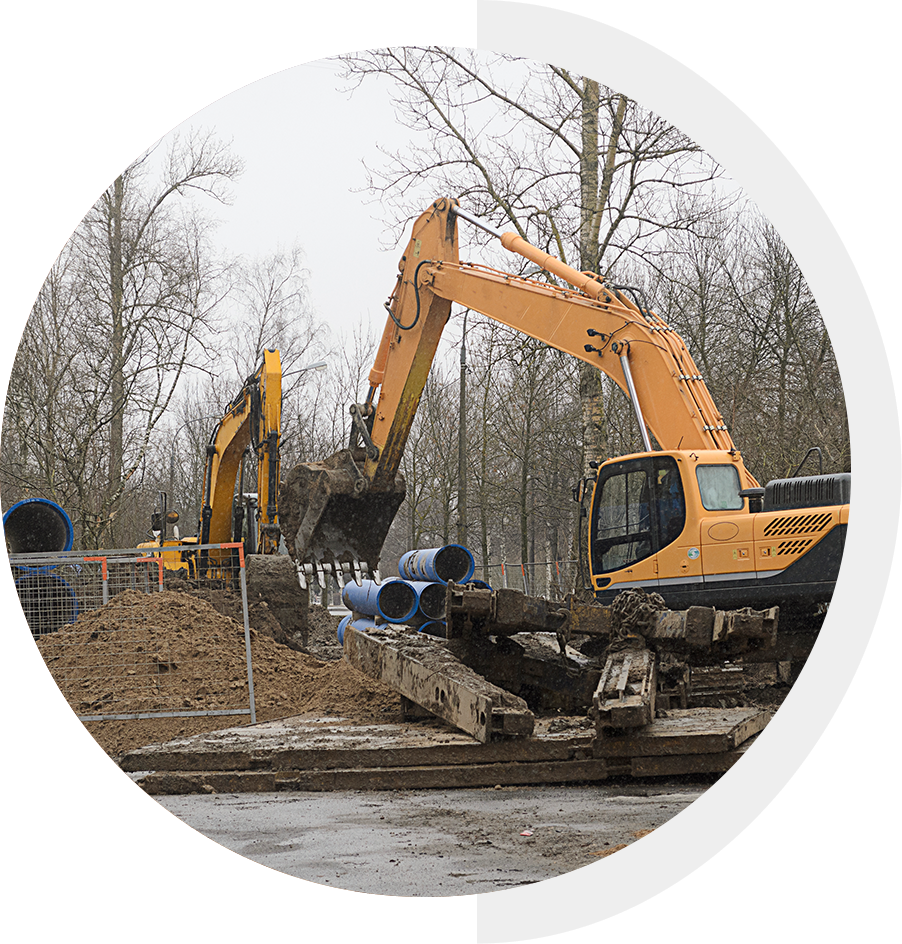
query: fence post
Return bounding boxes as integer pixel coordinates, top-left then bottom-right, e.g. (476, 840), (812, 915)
(236, 545), (257, 725)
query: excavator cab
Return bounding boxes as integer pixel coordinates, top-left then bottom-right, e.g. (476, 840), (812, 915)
(586, 449), (847, 610)
(588, 453), (688, 581)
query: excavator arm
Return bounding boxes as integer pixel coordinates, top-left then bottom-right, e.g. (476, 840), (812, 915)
(281, 199), (757, 586)
(364, 199), (745, 483)
(199, 348), (282, 555)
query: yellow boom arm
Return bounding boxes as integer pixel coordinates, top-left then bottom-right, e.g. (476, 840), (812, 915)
(199, 348), (282, 553)
(362, 198), (756, 491)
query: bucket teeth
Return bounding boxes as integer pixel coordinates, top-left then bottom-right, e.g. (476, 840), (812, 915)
(333, 560), (347, 590)
(295, 562), (314, 591)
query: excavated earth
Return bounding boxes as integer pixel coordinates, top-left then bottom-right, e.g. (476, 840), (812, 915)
(35, 589), (399, 758)
(27, 582), (780, 894)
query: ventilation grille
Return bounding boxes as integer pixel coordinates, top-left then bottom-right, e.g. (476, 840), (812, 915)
(776, 538), (814, 556)
(764, 513), (833, 538)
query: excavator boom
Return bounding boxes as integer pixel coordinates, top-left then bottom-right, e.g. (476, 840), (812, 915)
(199, 348), (282, 554)
(281, 198), (843, 609)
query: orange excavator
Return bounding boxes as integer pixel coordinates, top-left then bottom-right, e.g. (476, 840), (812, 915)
(197, 348), (283, 558)
(279, 199), (848, 615)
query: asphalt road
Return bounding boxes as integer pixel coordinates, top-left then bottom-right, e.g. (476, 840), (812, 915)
(156, 780), (709, 896)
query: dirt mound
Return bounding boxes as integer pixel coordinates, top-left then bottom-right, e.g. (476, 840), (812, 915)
(36, 589), (401, 758)
(244, 554), (309, 647)
(306, 603), (343, 659)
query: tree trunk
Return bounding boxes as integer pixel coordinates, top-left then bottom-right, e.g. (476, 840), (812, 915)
(456, 311), (468, 546)
(107, 174), (125, 545)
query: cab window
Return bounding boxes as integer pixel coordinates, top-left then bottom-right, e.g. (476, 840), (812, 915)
(696, 464), (743, 510)
(592, 467), (652, 572)
(654, 457), (686, 545)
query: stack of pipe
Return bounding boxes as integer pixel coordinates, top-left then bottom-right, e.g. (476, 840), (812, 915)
(338, 544), (491, 644)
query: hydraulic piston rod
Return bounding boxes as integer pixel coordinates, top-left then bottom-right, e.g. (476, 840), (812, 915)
(614, 342), (653, 452)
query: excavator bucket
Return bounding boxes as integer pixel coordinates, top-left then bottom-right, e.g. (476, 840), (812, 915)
(279, 448), (406, 586)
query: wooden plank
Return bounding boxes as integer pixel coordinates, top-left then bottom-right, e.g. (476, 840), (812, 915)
(343, 626), (533, 743)
(690, 662), (784, 696)
(458, 635), (600, 713)
(121, 734), (588, 773)
(276, 759), (611, 791)
(136, 758), (613, 795)
(631, 748), (744, 777)
(594, 707), (770, 758)
(593, 646), (656, 729)
(120, 716), (593, 773)
(647, 607), (715, 650)
(712, 607), (778, 647)
(631, 734), (759, 776)
(381, 640), (490, 742)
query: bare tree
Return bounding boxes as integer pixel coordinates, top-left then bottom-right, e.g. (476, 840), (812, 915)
(2, 130), (243, 546)
(335, 46), (729, 513)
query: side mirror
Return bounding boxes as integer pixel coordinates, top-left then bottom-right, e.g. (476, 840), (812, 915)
(739, 487), (765, 514)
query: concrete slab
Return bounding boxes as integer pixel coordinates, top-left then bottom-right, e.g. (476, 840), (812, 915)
(121, 708), (769, 794)
(121, 714), (597, 773)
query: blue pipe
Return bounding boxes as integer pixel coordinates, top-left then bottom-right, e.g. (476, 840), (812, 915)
(338, 615), (384, 645)
(341, 578), (418, 623)
(417, 620), (447, 638)
(398, 545), (475, 585)
(405, 581), (447, 621)
(4, 498), (74, 554)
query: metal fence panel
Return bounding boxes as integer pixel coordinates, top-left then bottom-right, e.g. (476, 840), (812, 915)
(10, 543), (256, 723)
(479, 560), (580, 600)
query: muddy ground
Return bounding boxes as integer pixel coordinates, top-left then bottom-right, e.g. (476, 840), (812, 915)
(154, 780), (706, 895)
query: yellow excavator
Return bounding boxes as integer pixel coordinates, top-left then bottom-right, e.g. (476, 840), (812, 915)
(142, 348), (283, 573)
(279, 199), (848, 618)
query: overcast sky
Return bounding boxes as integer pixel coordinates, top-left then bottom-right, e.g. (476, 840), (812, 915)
(156, 59), (415, 338)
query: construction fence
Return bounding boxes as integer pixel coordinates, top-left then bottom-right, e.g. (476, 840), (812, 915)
(479, 559), (580, 600)
(9, 543), (256, 724)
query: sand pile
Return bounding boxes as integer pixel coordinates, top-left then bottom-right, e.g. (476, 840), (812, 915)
(35, 589), (401, 757)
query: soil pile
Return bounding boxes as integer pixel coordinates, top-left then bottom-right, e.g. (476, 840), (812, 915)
(244, 554), (309, 648)
(36, 589), (401, 758)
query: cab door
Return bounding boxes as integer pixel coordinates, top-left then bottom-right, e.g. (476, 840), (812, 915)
(588, 456), (659, 591)
(653, 455), (704, 594)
